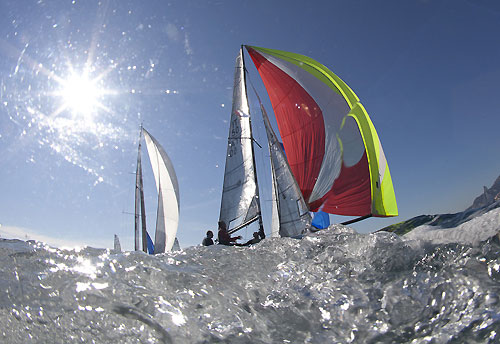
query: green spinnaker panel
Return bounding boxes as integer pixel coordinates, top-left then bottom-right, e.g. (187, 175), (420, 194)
(347, 103), (398, 216)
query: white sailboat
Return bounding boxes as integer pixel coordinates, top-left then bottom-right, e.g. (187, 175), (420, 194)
(135, 127), (180, 253)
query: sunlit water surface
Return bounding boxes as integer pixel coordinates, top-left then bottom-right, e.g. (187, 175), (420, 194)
(1, 221), (499, 343)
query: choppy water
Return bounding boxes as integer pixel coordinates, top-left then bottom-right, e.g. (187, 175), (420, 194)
(1, 220), (499, 343)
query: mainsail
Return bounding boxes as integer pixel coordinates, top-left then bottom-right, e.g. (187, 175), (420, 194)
(142, 128), (180, 253)
(246, 46), (398, 219)
(219, 47), (262, 233)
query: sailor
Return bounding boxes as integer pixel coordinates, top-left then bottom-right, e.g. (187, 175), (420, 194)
(217, 221), (241, 245)
(202, 230), (214, 246)
(258, 225), (266, 240)
(244, 231), (262, 246)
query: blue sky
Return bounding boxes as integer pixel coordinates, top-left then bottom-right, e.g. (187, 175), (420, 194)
(1, 0), (499, 250)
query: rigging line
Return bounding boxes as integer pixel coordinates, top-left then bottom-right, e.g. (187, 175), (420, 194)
(245, 69), (276, 151)
(252, 137), (262, 148)
(242, 49), (265, 236)
(245, 69), (265, 107)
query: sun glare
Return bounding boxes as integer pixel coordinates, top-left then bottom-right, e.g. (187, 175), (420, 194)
(59, 73), (102, 117)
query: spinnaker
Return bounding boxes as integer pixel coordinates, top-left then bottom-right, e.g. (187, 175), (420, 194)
(246, 46), (398, 219)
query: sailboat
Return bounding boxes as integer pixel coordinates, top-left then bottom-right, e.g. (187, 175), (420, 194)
(134, 127), (180, 253)
(113, 234), (122, 252)
(219, 46), (397, 239)
(219, 47), (313, 239)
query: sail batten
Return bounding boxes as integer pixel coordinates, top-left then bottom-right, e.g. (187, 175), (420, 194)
(246, 45), (398, 218)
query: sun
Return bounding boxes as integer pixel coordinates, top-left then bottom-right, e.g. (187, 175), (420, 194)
(57, 72), (104, 119)
(49, 63), (116, 124)
(61, 74), (100, 114)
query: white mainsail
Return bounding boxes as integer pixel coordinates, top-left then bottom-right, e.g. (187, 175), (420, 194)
(219, 48), (262, 233)
(142, 128), (180, 253)
(259, 102), (311, 237)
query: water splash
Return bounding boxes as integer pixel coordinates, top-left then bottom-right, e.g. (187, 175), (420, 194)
(0, 218), (499, 343)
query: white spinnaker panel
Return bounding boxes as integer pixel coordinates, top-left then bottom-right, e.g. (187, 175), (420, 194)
(260, 103), (311, 237)
(219, 48), (260, 230)
(143, 128), (179, 253)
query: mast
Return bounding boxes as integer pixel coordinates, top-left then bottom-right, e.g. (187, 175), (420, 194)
(134, 127), (147, 252)
(134, 140), (140, 251)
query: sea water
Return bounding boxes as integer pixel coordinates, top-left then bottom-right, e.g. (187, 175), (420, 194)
(1, 211), (499, 343)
